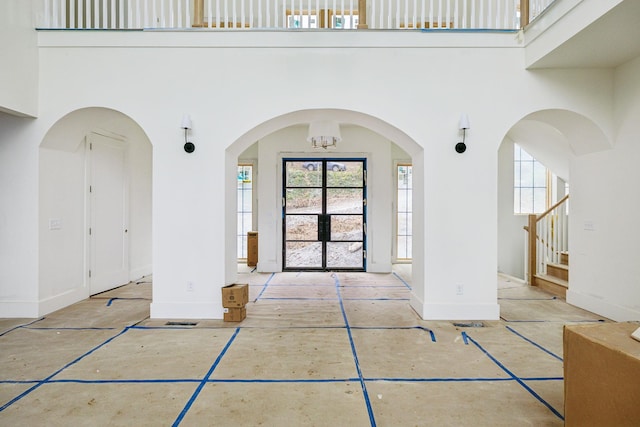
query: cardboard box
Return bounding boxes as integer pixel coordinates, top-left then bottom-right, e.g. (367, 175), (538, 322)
(247, 231), (258, 267)
(564, 322), (640, 427)
(222, 283), (249, 308)
(223, 306), (246, 322)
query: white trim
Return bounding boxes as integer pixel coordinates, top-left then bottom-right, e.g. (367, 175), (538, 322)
(567, 289), (639, 322)
(421, 302), (501, 320)
(130, 265), (152, 282)
(150, 301), (222, 319)
(0, 301), (40, 318)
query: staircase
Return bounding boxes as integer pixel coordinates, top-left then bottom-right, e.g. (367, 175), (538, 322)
(526, 195), (570, 299)
(534, 252), (568, 298)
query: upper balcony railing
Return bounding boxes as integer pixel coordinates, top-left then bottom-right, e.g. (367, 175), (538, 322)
(37, 0), (556, 31)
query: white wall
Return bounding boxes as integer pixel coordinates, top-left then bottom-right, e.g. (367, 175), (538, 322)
(567, 55), (640, 321)
(0, 114), (40, 317)
(0, 0), (38, 117)
(2, 25), (629, 320)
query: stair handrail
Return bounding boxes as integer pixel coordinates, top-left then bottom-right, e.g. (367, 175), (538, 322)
(526, 194), (569, 285)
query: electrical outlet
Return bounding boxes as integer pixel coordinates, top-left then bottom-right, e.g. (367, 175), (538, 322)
(456, 284), (464, 295)
(187, 282), (194, 292)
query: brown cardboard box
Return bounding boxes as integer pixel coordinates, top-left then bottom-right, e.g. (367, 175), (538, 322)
(564, 322), (640, 427)
(222, 284), (249, 308)
(223, 306), (246, 322)
(247, 231), (258, 267)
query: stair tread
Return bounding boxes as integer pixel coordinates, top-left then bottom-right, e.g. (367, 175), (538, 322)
(535, 274), (568, 287)
(547, 262), (569, 271)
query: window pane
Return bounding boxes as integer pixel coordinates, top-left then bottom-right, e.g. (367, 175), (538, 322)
(396, 165), (413, 260)
(286, 162), (322, 187)
(520, 188), (533, 213)
(520, 161), (533, 186)
(327, 189), (363, 214)
(533, 162), (547, 187)
(533, 188), (547, 213)
(285, 188), (322, 213)
(285, 215), (318, 241)
(327, 161), (363, 187)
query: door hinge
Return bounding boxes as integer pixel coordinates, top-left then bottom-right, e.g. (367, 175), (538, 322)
(89, 185), (92, 193)
(89, 227), (92, 236)
(282, 197), (286, 207)
(364, 170), (367, 185)
(363, 250), (367, 259)
(363, 198), (367, 207)
(88, 270), (92, 278)
(90, 142), (93, 150)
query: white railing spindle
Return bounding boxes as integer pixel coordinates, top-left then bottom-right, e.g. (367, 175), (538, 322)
(37, 0), (544, 31)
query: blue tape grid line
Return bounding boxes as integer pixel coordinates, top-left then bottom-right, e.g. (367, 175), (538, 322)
(172, 327), (241, 426)
(463, 332), (564, 421)
(333, 273), (377, 427)
(392, 272), (412, 290)
(0, 317), (46, 337)
(254, 272), (276, 301)
(506, 326), (563, 362)
(259, 297), (409, 301)
(0, 326), (131, 412)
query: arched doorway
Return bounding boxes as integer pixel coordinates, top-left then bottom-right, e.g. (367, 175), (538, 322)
(224, 108), (425, 317)
(39, 107), (153, 313)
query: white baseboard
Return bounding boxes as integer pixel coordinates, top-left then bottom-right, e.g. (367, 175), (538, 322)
(150, 301), (222, 319)
(0, 300), (40, 318)
(0, 286), (89, 318)
(567, 289), (640, 322)
(130, 265), (152, 282)
(421, 302), (501, 320)
(39, 287), (89, 316)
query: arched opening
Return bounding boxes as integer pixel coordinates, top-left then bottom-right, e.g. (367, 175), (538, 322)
(39, 107), (153, 314)
(497, 108), (610, 293)
(224, 108), (426, 317)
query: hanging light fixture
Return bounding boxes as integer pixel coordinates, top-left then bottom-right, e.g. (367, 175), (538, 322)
(307, 120), (342, 150)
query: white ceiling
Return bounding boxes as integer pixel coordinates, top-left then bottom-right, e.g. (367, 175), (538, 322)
(527, 0), (640, 69)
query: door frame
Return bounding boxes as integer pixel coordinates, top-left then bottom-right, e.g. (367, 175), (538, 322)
(281, 157), (366, 272)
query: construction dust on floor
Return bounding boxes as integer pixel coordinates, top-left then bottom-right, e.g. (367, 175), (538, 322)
(0, 270), (609, 426)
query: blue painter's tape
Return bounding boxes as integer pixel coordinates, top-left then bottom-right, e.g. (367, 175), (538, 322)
(255, 272), (276, 301)
(0, 317), (46, 337)
(506, 326), (563, 362)
(464, 333), (564, 421)
(392, 272), (412, 290)
(333, 274), (377, 427)
(105, 297), (149, 307)
(461, 331), (469, 345)
(27, 327), (116, 331)
(367, 377), (514, 383)
(172, 327), (241, 426)
(0, 326), (131, 412)
(208, 378), (360, 384)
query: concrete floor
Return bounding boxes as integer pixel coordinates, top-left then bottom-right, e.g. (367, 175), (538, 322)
(0, 269), (608, 426)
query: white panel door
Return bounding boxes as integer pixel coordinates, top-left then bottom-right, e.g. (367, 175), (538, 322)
(89, 133), (129, 295)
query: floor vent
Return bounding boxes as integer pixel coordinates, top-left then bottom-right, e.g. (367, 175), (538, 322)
(452, 322), (484, 328)
(165, 321), (198, 326)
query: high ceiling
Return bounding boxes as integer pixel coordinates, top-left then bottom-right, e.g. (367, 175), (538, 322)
(526, 0), (640, 69)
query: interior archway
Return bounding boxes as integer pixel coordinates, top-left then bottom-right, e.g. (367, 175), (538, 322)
(38, 107), (153, 314)
(224, 108), (425, 316)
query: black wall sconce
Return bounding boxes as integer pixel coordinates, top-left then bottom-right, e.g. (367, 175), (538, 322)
(455, 113), (470, 154)
(181, 114), (195, 153)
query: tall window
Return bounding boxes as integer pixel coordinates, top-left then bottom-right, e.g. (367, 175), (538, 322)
(237, 165), (253, 259)
(396, 164), (412, 260)
(514, 144), (548, 214)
